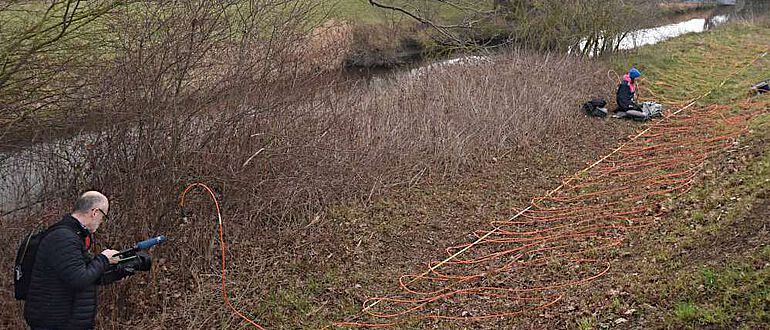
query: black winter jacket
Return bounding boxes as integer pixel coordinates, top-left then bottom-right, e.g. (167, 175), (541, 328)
(24, 215), (110, 330)
(616, 78), (640, 112)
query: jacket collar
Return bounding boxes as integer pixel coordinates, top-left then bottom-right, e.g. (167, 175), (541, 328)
(623, 74), (637, 93)
(59, 214), (91, 239)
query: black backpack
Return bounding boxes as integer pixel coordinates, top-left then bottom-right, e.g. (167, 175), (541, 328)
(14, 223), (64, 300)
(582, 97), (608, 117)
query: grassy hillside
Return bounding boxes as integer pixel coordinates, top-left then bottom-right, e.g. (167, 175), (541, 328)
(225, 19), (770, 329)
(1, 3), (768, 330)
(326, 0), (485, 24)
(325, 0), (395, 24)
(577, 19), (770, 329)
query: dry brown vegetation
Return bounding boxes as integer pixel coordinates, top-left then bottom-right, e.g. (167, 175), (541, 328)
(364, 0), (660, 56)
(0, 29), (629, 330)
(0, 0), (664, 329)
(659, 2), (717, 15)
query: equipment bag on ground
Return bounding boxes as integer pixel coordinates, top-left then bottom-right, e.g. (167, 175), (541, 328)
(582, 97), (608, 117)
(752, 80), (769, 95)
(640, 101), (664, 118)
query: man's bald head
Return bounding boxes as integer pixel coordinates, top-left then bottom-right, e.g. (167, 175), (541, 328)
(74, 191), (109, 214)
(72, 191), (109, 233)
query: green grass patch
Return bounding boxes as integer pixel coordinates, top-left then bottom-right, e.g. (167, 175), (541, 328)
(672, 301), (730, 327)
(611, 22), (770, 106)
(253, 269), (353, 329)
(325, 0), (402, 24)
(576, 316), (595, 330)
(600, 21), (770, 329)
(670, 263), (770, 328)
(634, 112), (770, 328)
(673, 302), (699, 323)
(701, 268), (716, 290)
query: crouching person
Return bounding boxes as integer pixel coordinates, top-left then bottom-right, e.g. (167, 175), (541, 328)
(615, 66), (649, 120)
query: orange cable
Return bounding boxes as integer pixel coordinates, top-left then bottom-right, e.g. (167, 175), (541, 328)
(179, 183), (267, 330)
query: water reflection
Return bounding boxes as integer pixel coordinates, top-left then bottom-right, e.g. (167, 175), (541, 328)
(616, 15), (728, 51)
(577, 0), (770, 56)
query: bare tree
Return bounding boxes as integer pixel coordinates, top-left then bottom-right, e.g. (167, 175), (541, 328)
(366, 0), (657, 53)
(366, 0), (501, 45)
(0, 0), (138, 144)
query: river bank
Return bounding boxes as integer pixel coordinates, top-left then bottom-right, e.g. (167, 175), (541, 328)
(326, 19), (770, 329)
(0, 3), (768, 329)
(339, 0), (770, 75)
(1, 17), (767, 329)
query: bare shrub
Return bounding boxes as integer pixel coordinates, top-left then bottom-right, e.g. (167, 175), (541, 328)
(0, 1), (619, 328)
(222, 51), (612, 226)
(303, 20), (354, 73)
(344, 22), (424, 69)
(0, 0), (131, 144)
(94, 51), (614, 329)
(0, 48), (616, 328)
(366, 0), (660, 55)
(0, 0), (333, 327)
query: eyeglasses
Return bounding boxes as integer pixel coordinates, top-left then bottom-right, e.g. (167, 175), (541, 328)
(96, 208), (110, 223)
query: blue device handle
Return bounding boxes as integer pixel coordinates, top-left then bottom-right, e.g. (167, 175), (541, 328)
(135, 235), (167, 250)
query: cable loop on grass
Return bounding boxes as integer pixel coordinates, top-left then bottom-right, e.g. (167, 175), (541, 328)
(335, 48), (770, 328)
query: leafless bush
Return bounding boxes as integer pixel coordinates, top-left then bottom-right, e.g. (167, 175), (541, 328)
(0, 1), (620, 328)
(0, 0), (139, 144)
(0, 0), (333, 327)
(1, 47), (616, 328)
(344, 22), (425, 69)
(366, 0), (660, 55)
(508, 0), (654, 54)
(216, 51), (612, 227)
(95, 50), (613, 329)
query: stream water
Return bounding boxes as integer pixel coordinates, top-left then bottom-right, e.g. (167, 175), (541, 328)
(411, 0), (769, 74)
(579, 0), (769, 55)
(2, 1), (769, 215)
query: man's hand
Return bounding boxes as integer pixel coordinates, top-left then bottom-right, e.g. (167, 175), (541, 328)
(101, 249), (120, 264)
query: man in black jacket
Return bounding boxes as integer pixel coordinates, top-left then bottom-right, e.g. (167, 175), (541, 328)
(24, 191), (120, 330)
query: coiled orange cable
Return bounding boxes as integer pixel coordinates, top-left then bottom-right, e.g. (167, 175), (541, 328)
(335, 47), (769, 328)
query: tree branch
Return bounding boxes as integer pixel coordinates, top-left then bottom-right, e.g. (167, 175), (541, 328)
(367, 0), (469, 45)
